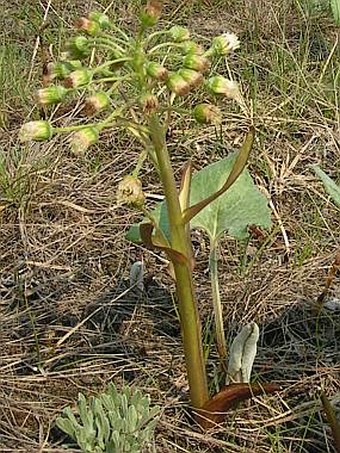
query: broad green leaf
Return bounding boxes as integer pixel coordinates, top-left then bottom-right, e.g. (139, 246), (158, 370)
(127, 152), (271, 243)
(190, 152), (271, 241)
(313, 165), (340, 207)
(183, 127), (255, 223)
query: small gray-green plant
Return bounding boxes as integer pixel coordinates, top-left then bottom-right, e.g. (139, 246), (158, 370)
(56, 383), (160, 453)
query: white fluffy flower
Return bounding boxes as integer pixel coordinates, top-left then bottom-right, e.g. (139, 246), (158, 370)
(209, 32), (240, 56)
(221, 32), (240, 52)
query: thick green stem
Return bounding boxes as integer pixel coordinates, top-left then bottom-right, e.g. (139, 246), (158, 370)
(148, 114), (209, 408)
(209, 241), (227, 369)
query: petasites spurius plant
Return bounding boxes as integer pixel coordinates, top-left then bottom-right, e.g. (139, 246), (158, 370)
(20, 1), (277, 426)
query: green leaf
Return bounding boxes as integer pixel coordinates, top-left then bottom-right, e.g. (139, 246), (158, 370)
(55, 416), (77, 438)
(189, 153), (271, 241)
(313, 165), (340, 207)
(127, 152), (271, 244)
(126, 201), (170, 244)
(331, 0), (340, 24)
(182, 127), (255, 224)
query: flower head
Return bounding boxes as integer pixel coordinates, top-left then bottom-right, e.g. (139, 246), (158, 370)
(181, 41), (204, 55)
(207, 76), (240, 98)
(19, 121), (54, 142)
(64, 69), (92, 88)
(140, 0), (163, 27)
(75, 17), (101, 36)
(70, 127), (99, 155)
(168, 25), (190, 42)
(145, 62), (169, 81)
(207, 76), (247, 111)
(36, 86), (68, 106)
(46, 62), (72, 82)
(178, 68), (203, 89)
(88, 11), (111, 30)
(166, 73), (191, 96)
(116, 175), (145, 208)
(84, 92), (110, 115)
(65, 36), (91, 59)
(183, 54), (210, 73)
(193, 103), (222, 125)
(139, 93), (159, 114)
(208, 33), (240, 56)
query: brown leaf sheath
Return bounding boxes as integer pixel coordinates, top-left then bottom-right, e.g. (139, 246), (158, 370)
(195, 382), (280, 429)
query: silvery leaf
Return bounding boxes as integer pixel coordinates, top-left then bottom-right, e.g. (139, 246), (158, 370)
(129, 261), (144, 293)
(226, 322), (259, 384)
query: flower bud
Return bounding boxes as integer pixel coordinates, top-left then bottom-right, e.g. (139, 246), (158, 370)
(168, 25), (190, 42)
(207, 76), (241, 100)
(139, 93), (159, 114)
(178, 68), (203, 88)
(64, 69), (92, 88)
(36, 86), (68, 106)
(116, 175), (145, 208)
(65, 36), (91, 59)
(19, 121), (53, 142)
(209, 33), (240, 56)
(84, 92), (110, 115)
(88, 11), (111, 30)
(75, 17), (101, 36)
(181, 40), (204, 55)
(193, 103), (222, 125)
(68, 60), (83, 70)
(70, 127), (99, 155)
(46, 62), (72, 81)
(166, 73), (191, 96)
(45, 60), (82, 83)
(183, 54), (210, 73)
(145, 62), (169, 81)
(140, 0), (162, 27)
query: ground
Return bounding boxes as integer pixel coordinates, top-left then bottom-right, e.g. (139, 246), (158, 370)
(0, 0), (339, 452)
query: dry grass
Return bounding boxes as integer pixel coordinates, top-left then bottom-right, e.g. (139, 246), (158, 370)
(0, 0), (339, 452)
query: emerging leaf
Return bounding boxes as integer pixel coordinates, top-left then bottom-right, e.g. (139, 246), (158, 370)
(130, 261), (144, 293)
(331, 0), (340, 25)
(313, 165), (340, 207)
(226, 322), (259, 384)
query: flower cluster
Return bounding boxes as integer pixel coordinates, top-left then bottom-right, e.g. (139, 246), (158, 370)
(19, 6), (245, 151)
